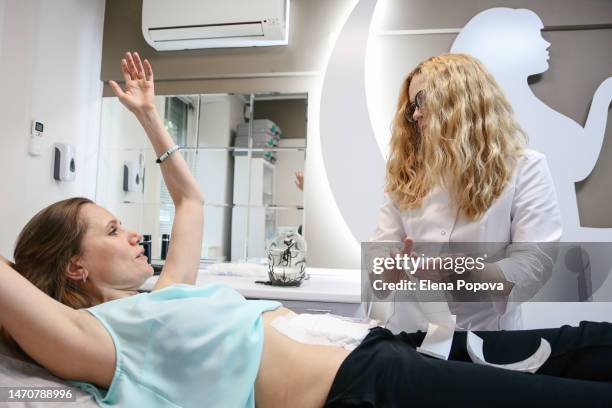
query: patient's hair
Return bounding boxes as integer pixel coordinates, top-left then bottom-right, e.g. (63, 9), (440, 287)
(386, 53), (527, 220)
(1, 197), (95, 351)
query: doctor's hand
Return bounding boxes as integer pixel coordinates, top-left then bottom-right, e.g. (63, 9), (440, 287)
(369, 237), (414, 300)
(108, 51), (156, 114)
(411, 252), (474, 283)
(382, 237), (414, 284)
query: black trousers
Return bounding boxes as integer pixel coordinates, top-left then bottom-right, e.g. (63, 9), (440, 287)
(324, 321), (612, 407)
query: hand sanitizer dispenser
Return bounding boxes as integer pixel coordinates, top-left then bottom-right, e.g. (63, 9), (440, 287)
(53, 143), (76, 182)
(123, 161), (141, 192)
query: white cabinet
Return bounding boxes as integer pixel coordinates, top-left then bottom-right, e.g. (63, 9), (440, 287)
(231, 157), (276, 260)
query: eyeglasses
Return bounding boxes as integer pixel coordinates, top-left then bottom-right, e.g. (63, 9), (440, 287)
(404, 90), (425, 123)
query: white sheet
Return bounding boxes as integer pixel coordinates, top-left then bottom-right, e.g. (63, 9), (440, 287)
(271, 312), (379, 350)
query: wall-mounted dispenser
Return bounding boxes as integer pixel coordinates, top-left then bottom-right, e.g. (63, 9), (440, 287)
(123, 160), (141, 192)
(53, 143), (76, 182)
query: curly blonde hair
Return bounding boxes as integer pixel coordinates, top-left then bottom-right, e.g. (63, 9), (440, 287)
(386, 53), (527, 219)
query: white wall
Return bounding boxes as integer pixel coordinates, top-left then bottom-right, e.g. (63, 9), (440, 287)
(0, 0), (105, 258)
(0, 0), (5, 57)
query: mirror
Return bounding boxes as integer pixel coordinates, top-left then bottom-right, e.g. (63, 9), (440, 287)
(96, 92), (307, 264)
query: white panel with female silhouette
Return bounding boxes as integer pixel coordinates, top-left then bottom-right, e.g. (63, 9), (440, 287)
(450, 8), (612, 243)
(450, 7), (612, 301)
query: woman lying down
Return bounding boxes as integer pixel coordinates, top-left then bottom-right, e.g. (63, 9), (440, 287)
(1, 52), (611, 408)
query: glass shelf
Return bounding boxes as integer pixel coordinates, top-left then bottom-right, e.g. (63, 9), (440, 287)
(100, 146), (306, 152)
(98, 92), (306, 263)
(119, 201), (304, 210)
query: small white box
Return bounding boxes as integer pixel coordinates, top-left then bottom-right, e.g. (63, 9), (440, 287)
(123, 161), (141, 192)
(53, 143), (76, 182)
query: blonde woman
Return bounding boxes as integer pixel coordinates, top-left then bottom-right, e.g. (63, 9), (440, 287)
(372, 53), (562, 331)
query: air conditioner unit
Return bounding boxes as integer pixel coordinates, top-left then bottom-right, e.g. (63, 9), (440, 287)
(142, 0), (289, 51)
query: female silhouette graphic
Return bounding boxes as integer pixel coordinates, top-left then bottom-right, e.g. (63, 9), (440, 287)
(451, 7), (612, 242)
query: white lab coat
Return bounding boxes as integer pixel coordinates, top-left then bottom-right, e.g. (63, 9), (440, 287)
(371, 149), (562, 331)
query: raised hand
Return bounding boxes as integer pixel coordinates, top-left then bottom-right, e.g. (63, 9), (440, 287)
(294, 171), (304, 191)
(368, 237), (414, 300)
(383, 236), (415, 283)
(108, 51), (155, 114)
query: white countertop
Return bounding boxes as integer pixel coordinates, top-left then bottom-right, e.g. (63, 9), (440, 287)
(141, 266), (362, 303)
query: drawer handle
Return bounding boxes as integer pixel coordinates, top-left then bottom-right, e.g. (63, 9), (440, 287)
(304, 308), (332, 314)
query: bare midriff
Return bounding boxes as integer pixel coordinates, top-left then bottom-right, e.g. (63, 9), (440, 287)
(255, 307), (352, 408)
(76, 305), (351, 408)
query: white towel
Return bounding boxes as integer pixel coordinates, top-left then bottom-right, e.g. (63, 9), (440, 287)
(466, 331), (552, 373)
(271, 313), (379, 350)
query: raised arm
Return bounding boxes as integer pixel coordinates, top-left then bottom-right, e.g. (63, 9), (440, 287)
(108, 52), (205, 289)
(577, 77), (612, 181)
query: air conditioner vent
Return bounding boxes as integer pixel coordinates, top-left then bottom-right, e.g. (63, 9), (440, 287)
(142, 0), (289, 50)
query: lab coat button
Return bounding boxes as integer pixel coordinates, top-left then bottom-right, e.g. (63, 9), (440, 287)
(441, 230), (446, 236)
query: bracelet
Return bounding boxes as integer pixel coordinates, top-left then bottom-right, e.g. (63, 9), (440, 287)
(156, 145), (180, 164)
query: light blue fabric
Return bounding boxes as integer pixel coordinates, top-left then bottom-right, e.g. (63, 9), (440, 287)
(68, 283), (281, 408)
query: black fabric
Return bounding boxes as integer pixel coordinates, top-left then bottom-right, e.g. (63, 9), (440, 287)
(324, 321), (612, 408)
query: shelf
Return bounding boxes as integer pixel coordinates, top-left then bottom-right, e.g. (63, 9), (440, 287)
(100, 146), (306, 152)
(118, 201), (303, 210)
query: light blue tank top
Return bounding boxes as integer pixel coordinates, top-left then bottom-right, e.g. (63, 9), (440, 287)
(68, 283), (281, 408)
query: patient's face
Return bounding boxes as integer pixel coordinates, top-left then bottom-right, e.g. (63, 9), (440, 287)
(78, 204), (153, 292)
